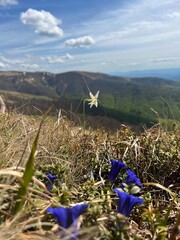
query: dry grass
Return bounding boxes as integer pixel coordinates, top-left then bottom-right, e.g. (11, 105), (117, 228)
(0, 111), (179, 239)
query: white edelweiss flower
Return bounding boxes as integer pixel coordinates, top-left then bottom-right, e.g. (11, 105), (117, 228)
(87, 91), (100, 108)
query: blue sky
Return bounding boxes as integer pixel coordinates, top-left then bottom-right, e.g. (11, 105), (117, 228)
(0, 0), (180, 73)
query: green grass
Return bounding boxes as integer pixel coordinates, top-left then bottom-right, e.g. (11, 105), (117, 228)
(0, 112), (179, 239)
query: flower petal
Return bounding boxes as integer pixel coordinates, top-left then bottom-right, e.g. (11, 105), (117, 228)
(88, 91), (99, 108)
(109, 159), (126, 181)
(114, 189), (144, 217)
(89, 91), (94, 99)
(94, 91), (100, 99)
(46, 173), (57, 181)
(47, 204), (88, 228)
(88, 101), (94, 108)
(124, 170), (142, 187)
(45, 173), (58, 191)
(47, 207), (72, 228)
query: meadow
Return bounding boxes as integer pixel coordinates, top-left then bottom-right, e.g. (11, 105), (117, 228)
(0, 110), (179, 239)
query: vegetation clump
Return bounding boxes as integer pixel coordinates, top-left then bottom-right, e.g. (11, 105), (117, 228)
(0, 112), (179, 239)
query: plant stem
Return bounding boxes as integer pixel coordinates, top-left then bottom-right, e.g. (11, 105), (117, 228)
(83, 99), (86, 129)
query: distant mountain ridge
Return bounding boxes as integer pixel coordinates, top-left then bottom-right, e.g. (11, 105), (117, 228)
(0, 70), (180, 127)
(113, 68), (180, 81)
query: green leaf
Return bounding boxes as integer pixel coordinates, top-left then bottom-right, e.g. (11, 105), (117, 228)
(162, 196), (176, 226)
(129, 185), (141, 195)
(13, 121), (43, 215)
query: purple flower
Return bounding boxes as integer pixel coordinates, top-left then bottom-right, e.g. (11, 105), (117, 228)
(109, 159), (126, 181)
(45, 173), (58, 192)
(124, 170), (142, 187)
(113, 189), (144, 217)
(47, 204), (88, 239)
(46, 173), (58, 181)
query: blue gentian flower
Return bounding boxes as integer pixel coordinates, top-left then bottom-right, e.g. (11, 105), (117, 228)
(47, 204), (88, 239)
(46, 173), (58, 181)
(109, 159), (126, 181)
(113, 188), (144, 217)
(124, 169), (142, 187)
(45, 173), (58, 192)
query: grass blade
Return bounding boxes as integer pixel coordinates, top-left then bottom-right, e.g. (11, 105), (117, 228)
(143, 182), (176, 197)
(13, 121), (43, 215)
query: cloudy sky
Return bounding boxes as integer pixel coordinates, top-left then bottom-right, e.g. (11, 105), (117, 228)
(0, 0), (180, 73)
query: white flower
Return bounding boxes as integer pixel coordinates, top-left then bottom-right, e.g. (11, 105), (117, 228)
(87, 91), (100, 108)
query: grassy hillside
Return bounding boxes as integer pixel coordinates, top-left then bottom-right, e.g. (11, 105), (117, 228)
(0, 112), (179, 239)
(0, 70), (180, 129)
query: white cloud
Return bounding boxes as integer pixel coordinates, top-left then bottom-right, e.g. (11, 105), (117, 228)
(0, 55), (23, 65)
(0, 56), (10, 63)
(2, 0), (180, 73)
(40, 53), (74, 64)
(78, 0), (180, 48)
(0, 55), (40, 71)
(64, 53), (74, 60)
(97, 20), (163, 45)
(129, 21), (163, 31)
(0, 0), (18, 6)
(20, 8), (63, 37)
(65, 36), (95, 47)
(152, 56), (180, 62)
(41, 56), (64, 64)
(100, 62), (107, 66)
(167, 11), (180, 18)
(0, 62), (6, 68)
(20, 63), (39, 70)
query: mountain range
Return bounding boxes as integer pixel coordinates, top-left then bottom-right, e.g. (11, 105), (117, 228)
(0, 70), (180, 129)
(113, 68), (180, 81)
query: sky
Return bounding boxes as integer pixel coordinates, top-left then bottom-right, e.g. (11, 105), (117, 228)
(0, 0), (180, 74)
